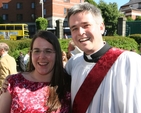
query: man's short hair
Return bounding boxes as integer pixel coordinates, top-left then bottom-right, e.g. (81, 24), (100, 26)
(0, 43), (9, 51)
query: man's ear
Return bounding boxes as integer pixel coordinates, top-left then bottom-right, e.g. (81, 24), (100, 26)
(100, 23), (105, 35)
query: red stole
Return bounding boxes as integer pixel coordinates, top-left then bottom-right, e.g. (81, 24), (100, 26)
(72, 48), (124, 113)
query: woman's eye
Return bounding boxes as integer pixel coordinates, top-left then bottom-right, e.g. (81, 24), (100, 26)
(45, 50), (52, 53)
(34, 50), (40, 53)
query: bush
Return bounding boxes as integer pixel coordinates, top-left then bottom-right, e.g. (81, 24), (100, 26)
(129, 34), (141, 45)
(0, 38), (31, 59)
(104, 36), (139, 52)
(59, 39), (71, 52)
(0, 36), (139, 60)
(35, 17), (48, 30)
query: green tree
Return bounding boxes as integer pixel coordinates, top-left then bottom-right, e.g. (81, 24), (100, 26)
(85, 0), (97, 6)
(135, 16), (141, 21)
(126, 16), (134, 21)
(98, 0), (121, 35)
(35, 17), (48, 30)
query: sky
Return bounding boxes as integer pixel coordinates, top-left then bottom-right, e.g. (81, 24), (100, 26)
(94, 0), (129, 9)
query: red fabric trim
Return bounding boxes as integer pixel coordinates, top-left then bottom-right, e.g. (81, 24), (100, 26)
(72, 48), (124, 113)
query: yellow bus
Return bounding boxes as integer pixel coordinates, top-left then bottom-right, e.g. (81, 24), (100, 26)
(0, 23), (29, 40)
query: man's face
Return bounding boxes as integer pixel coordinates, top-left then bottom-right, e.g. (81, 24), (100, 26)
(69, 11), (105, 55)
(0, 49), (4, 56)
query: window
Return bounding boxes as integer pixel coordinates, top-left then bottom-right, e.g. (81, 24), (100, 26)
(31, 2), (35, 9)
(48, 20), (52, 27)
(64, 0), (70, 2)
(17, 14), (23, 20)
(17, 3), (23, 9)
(139, 3), (141, 8)
(6, 26), (14, 30)
(64, 8), (69, 15)
(15, 26), (22, 30)
(0, 26), (5, 30)
(2, 14), (8, 20)
(3, 3), (8, 9)
(44, 9), (46, 16)
(31, 14), (35, 20)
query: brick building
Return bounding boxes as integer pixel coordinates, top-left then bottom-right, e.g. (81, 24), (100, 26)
(120, 0), (141, 20)
(0, 0), (84, 36)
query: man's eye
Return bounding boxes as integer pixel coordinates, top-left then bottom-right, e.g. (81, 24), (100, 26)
(72, 28), (77, 31)
(84, 25), (89, 27)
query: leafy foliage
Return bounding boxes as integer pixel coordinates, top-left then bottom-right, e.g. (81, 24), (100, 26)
(129, 34), (141, 45)
(103, 36), (138, 51)
(0, 39), (31, 59)
(98, 0), (121, 36)
(126, 16), (134, 21)
(135, 16), (141, 21)
(0, 36), (139, 59)
(59, 39), (71, 52)
(35, 17), (48, 30)
(85, 0), (97, 6)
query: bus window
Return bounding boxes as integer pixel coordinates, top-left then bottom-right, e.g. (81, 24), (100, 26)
(15, 26), (22, 30)
(24, 25), (28, 30)
(6, 26), (14, 30)
(0, 26), (5, 30)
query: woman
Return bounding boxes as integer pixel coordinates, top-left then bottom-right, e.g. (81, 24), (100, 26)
(0, 30), (71, 113)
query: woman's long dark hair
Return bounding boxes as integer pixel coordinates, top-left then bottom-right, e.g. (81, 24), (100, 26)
(27, 30), (71, 99)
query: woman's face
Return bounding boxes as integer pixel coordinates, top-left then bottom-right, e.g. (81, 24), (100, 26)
(31, 37), (56, 76)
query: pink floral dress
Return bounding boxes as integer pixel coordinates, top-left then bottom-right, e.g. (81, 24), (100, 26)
(7, 73), (71, 113)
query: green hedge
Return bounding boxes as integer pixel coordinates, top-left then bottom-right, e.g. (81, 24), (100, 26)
(129, 34), (141, 45)
(0, 38), (31, 59)
(0, 36), (139, 60)
(103, 36), (138, 51)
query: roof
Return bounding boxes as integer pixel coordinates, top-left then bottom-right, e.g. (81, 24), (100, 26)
(122, 0), (141, 6)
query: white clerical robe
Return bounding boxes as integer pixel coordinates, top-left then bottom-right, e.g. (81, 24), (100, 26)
(65, 51), (141, 113)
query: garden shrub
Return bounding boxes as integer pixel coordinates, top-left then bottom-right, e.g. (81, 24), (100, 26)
(0, 36), (139, 60)
(104, 36), (139, 52)
(0, 38), (31, 59)
(129, 34), (141, 45)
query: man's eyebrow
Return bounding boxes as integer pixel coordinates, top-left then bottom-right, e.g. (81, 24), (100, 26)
(70, 25), (76, 30)
(70, 22), (89, 29)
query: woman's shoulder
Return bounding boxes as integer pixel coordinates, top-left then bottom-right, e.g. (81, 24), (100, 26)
(7, 73), (25, 85)
(7, 73), (22, 80)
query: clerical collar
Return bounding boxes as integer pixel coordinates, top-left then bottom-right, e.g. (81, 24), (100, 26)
(84, 42), (111, 63)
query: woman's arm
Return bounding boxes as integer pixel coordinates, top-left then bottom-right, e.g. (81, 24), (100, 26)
(0, 91), (11, 113)
(0, 76), (10, 95)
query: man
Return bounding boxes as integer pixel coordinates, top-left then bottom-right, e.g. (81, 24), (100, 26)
(65, 2), (141, 113)
(17, 52), (26, 72)
(0, 43), (17, 88)
(24, 51), (30, 66)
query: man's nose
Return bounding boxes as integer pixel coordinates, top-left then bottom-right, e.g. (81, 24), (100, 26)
(78, 27), (85, 35)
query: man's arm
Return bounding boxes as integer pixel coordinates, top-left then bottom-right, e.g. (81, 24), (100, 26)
(0, 61), (9, 87)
